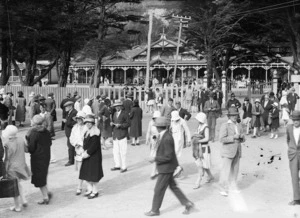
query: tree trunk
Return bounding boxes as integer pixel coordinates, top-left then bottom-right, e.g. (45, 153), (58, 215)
(58, 49), (71, 87)
(0, 38), (9, 85)
(206, 47), (214, 84)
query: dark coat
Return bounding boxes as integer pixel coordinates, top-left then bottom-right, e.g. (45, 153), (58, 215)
(0, 138), (4, 177)
(60, 97), (71, 119)
(226, 98), (241, 109)
(286, 124), (300, 161)
(0, 102), (9, 120)
(242, 103), (252, 119)
(287, 92), (299, 111)
(79, 131), (103, 182)
(112, 110), (130, 140)
(98, 105), (112, 138)
(261, 99), (273, 122)
(65, 109), (78, 137)
(200, 90), (209, 106)
(123, 99), (133, 115)
(26, 125), (52, 187)
(204, 100), (220, 118)
(178, 108), (191, 121)
(129, 105), (143, 137)
(155, 131), (178, 174)
(44, 98), (57, 121)
(270, 107), (280, 129)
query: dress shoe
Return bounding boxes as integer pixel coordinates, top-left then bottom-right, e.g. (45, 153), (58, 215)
(144, 211), (160, 216)
(120, 168), (127, 173)
(88, 192), (99, 199)
(111, 167), (121, 171)
(288, 200), (300, 205)
(65, 162), (74, 167)
(183, 202), (194, 215)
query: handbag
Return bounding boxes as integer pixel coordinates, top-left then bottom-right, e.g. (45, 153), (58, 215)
(0, 177), (20, 198)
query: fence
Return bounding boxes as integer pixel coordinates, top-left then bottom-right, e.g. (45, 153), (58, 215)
(227, 81), (272, 96)
(1, 85), (193, 110)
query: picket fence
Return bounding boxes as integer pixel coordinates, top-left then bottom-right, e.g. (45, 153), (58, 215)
(1, 86), (189, 110)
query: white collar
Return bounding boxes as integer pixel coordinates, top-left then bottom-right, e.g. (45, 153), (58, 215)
(227, 120), (237, 124)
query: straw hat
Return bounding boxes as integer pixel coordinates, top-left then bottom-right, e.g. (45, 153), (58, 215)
(291, 111), (300, 120)
(171, 111), (181, 121)
(152, 111), (161, 119)
(227, 107), (239, 116)
(154, 117), (170, 127)
(73, 111), (86, 121)
(84, 114), (96, 124)
(63, 101), (74, 107)
(112, 100), (123, 107)
(195, 112), (207, 123)
(2, 125), (18, 139)
(32, 115), (45, 125)
(84, 98), (90, 105)
(255, 98), (260, 103)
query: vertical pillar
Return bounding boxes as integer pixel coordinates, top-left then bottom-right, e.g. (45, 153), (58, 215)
(167, 69), (170, 80)
(221, 71), (226, 108)
(265, 67), (268, 83)
(124, 68), (127, 84)
(294, 70), (300, 110)
(287, 66), (291, 82)
(272, 70), (278, 95)
(181, 68), (184, 88)
(203, 71), (208, 89)
(247, 67), (251, 80)
(85, 70), (88, 84)
(231, 67), (234, 81)
(111, 70), (114, 84)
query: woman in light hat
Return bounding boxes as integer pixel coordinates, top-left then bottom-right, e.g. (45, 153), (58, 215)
(82, 98), (92, 115)
(192, 112), (214, 189)
(70, 111), (87, 195)
(251, 99), (264, 138)
(270, 102), (280, 139)
(79, 114), (103, 199)
(26, 115), (52, 205)
(145, 110), (161, 178)
(2, 125), (31, 212)
(170, 110), (191, 177)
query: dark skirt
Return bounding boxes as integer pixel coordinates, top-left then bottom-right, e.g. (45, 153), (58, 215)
(271, 117), (279, 129)
(79, 150), (103, 182)
(31, 156), (50, 187)
(254, 115), (261, 128)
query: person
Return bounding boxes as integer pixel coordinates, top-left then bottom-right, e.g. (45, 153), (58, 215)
(156, 93), (163, 111)
(91, 95), (100, 125)
(4, 92), (15, 125)
(287, 87), (299, 112)
(79, 114), (103, 199)
(192, 112), (214, 189)
(280, 86), (288, 106)
(184, 85), (193, 112)
(2, 125), (31, 212)
(175, 101), (191, 121)
(82, 98), (93, 115)
(170, 111), (191, 178)
(74, 96), (82, 112)
(286, 110), (300, 205)
(204, 92), (220, 142)
(161, 98), (176, 120)
(200, 86), (209, 112)
(98, 98), (113, 150)
(242, 97), (252, 135)
(129, 99), (143, 146)
(251, 99), (264, 138)
(147, 88), (155, 114)
(60, 93), (71, 130)
(40, 103), (55, 138)
(110, 100), (130, 173)
(0, 96), (9, 129)
(270, 102), (279, 139)
(26, 115), (52, 205)
(123, 92), (133, 115)
(70, 111), (87, 195)
(215, 86), (223, 115)
(226, 93), (241, 110)
(64, 101), (78, 166)
(219, 107), (245, 196)
(145, 111), (161, 179)
(282, 103), (290, 127)
(145, 117), (194, 216)
(191, 90), (199, 113)
(15, 91), (26, 127)
(261, 94), (273, 131)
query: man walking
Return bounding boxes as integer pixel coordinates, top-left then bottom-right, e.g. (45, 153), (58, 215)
(287, 87), (299, 113)
(175, 101), (191, 121)
(286, 110), (300, 206)
(64, 101), (77, 166)
(204, 92), (220, 142)
(145, 117), (194, 216)
(219, 107), (245, 196)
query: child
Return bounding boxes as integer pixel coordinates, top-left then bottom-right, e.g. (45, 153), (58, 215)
(281, 103), (290, 127)
(251, 99), (264, 138)
(270, 102), (280, 139)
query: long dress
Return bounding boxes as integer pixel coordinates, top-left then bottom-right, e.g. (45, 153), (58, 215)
(146, 120), (159, 158)
(129, 105), (143, 138)
(196, 124), (211, 169)
(98, 105), (112, 138)
(15, 97), (26, 122)
(26, 125), (51, 187)
(79, 126), (103, 182)
(4, 137), (31, 180)
(280, 90), (288, 105)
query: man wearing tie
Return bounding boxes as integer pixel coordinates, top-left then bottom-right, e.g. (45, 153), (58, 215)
(286, 110), (300, 206)
(204, 93), (220, 142)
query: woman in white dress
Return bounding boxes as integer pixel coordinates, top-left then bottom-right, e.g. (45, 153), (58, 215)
(145, 111), (161, 178)
(280, 87), (288, 106)
(82, 98), (92, 115)
(170, 111), (191, 177)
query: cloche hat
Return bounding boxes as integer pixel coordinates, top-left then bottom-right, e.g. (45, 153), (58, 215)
(32, 115), (45, 125)
(2, 125), (18, 139)
(73, 111), (86, 121)
(154, 117), (170, 127)
(171, 111), (181, 121)
(84, 114), (96, 124)
(291, 110), (300, 120)
(195, 112), (207, 123)
(227, 107), (239, 116)
(152, 111), (161, 119)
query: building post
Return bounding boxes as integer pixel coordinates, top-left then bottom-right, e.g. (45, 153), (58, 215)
(124, 68), (127, 84)
(272, 70), (278, 95)
(203, 70), (208, 89)
(145, 12), (153, 88)
(221, 71), (226, 109)
(291, 70), (300, 110)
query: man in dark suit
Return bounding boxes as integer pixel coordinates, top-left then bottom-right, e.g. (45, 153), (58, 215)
(226, 93), (241, 110)
(110, 100), (130, 173)
(200, 87), (209, 111)
(175, 101), (191, 121)
(287, 87), (299, 112)
(145, 117), (194, 216)
(204, 92), (220, 142)
(60, 93), (71, 130)
(214, 86), (224, 115)
(64, 101), (78, 166)
(286, 110), (300, 206)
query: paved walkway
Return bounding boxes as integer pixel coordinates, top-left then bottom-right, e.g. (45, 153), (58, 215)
(0, 111), (299, 218)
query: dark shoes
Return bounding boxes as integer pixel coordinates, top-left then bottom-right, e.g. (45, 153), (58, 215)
(88, 192), (99, 199)
(111, 167), (121, 171)
(182, 202), (194, 215)
(38, 192), (52, 205)
(144, 211), (160, 216)
(288, 200), (300, 205)
(120, 168), (127, 173)
(65, 162), (74, 167)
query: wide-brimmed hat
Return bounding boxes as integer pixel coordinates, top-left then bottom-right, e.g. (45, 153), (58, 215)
(112, 100), (123, 107)
(84, 114), (95, 124)
(32, 115), (45, 125)
(48, 92), (54, 97)
(171, 111), (181, 121)
(126, 92), (133, 98)
(244, 97), (249, 101)
(195, 112), (207, 123)
(227, 107), (239, 116)
(2, 125), (18, 139)
(154, 117), (170, 127)
(255, 98), (260, 103)
(73, 111), (86, 121)
(63, 101), (74, 107)
(75, 95), (81, 101)
(152, 111), (161, 119)
(272, 102), (278, 107)
(6, 91), (13, 96)
(291, 110), (300, 120)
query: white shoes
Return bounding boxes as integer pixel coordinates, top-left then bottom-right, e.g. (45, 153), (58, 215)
(270, 134), (274, 139)
(274, 134), (278, 139)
